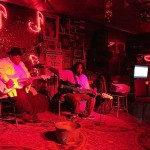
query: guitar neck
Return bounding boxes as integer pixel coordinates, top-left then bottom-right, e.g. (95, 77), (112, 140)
(30, 76), (42, 80)
(60, 84), (96, 96)
(60, 84), (112, 99)
(18, 76), (43, 83)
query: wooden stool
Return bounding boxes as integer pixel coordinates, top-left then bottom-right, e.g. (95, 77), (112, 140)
(112, 93), (128, 117)
(0, 96), (18, 127)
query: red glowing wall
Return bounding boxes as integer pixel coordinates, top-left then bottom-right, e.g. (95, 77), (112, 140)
(0, 2), (38, 57)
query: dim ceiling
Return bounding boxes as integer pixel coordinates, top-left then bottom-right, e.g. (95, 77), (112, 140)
(1, 0), (150, 34)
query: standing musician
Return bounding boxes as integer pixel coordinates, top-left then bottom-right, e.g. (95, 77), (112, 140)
(0, 47), (49, 122)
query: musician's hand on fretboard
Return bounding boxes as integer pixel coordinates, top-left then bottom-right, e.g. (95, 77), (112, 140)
(24, 78), (32, 86)
(86, 88), (97, 97)
(18, 78), (32, 86)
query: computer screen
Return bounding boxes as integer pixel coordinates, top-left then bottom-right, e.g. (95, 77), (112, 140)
(134, 65), (149, 78)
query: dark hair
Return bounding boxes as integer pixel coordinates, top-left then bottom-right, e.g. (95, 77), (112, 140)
(8, 47), (22, 56)
(72, 62), (85, 73)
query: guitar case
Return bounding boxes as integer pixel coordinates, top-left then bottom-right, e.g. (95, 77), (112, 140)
(96, 97), (112, 114)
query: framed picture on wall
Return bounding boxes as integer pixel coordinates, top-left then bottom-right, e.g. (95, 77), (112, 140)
(116, 42), (125, 54)
(108, 40), (116, 56)
(59, 34), (70, 49)
(59, 17), (70, 34)
(43, 13), (59, 41)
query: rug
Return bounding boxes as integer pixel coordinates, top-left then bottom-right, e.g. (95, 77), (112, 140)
(138, 130), (150, 150)
(0, 145), (36, 150)
(0, 111), (149, 150)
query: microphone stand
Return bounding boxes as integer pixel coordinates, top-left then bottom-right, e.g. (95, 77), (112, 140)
(95, 98), (106, 126)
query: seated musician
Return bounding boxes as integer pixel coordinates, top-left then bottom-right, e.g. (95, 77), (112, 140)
(49, 62), (96, 118)
(0, 47), (49, 122)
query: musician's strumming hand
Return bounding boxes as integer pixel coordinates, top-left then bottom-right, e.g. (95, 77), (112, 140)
(89, 87), (97, 97)
(6, 79), (14, 89)
(23, 78), (32, 86)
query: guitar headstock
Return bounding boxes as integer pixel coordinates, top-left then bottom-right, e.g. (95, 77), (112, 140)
(102, 93), (113, 99)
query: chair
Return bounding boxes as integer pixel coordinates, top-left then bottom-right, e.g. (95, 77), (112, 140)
(0, 94), (18, 127)
(49, 69), (76, 116)
(56, 81), (79, 116)
(134, 78), (150, 119)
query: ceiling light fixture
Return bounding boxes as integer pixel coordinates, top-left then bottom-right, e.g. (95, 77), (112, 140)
(139, 0), (150, 21)
(140, 10), (150, 21)
(144, 54), (150, 62)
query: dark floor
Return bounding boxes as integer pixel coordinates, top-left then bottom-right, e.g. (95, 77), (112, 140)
(0, 97), (150, 150)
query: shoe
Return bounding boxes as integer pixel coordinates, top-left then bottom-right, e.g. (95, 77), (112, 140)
(20, 113), (34, 123)
(17, 112), (32, 119)
(78, 112), (89, 118)
(69, 113), (78, 120)
(32, 115), (41, 123)
(87, 115), (95, 119)
(18, 113), (40, 123)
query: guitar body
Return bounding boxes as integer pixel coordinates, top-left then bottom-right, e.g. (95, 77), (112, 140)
(0, 75), (50, 97)
(0, 79), (19, 97)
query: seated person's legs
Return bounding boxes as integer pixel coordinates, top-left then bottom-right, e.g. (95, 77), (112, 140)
(15, 89), (47, 122)
(81, 94), (96, 116)
(64, 93), (81, 114)
(15, 89), (31, 114)
(85, 97), (96, 115)
(64, 93), (95, 117)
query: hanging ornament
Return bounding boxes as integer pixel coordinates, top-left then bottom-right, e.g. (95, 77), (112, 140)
(104, 0), (113, 22)
(0, 4), (7, 29)
(28, 11), (44, 33)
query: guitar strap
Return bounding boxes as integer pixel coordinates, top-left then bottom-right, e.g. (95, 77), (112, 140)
(73, 74), (78, 85)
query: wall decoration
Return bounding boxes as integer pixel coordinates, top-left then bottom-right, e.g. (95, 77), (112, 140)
(59, 34), (69, 49)
(0, 4), (7, 29)
(45, 40), (61, 52)
(62, 50), (72, 69)
(28, 11), (44, 33)
(70, 19), (85, 34)
(108, 40), (116, 56)
(59, 17), (70, 34)
(116, 42), (125, 54)
(43, 13), (59, 41)
(144, 55), (150, 62)
(73, 49), (83, 59)
(45, 50), (62, 76)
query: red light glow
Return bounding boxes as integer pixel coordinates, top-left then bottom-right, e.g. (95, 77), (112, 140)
(0, 4), (7, 29)
(28, 11), (44, 33)
(144, 55), (150, 62)
(29, 54), (39, 65)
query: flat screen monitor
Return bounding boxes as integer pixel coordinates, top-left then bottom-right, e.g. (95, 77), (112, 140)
(134, 65), (149, 78)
